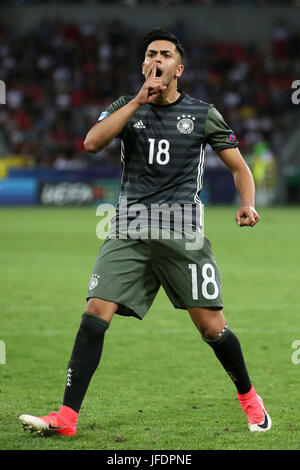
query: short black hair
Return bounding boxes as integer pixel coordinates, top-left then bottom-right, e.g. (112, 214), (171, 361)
(143, 28), (184, 61)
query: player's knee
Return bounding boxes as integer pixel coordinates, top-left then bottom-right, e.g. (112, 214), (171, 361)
(201, 324), (225, 340)
(189, 307), (226, 339)
(85, 298), (117, 323)
(201, 311), (227, 340)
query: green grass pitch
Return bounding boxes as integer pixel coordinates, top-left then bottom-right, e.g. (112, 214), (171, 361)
(1, 205), (300, 450)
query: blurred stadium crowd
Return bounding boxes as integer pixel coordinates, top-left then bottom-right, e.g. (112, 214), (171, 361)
(0, 15), (298, 171)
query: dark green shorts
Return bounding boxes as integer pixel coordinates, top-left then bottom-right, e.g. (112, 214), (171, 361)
(87, 229), (223, 319)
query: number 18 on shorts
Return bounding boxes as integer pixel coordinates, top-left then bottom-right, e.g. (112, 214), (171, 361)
(87, 234), (223, 319)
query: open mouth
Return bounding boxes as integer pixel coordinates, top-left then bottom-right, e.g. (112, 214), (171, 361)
(155, 68), (163, 78)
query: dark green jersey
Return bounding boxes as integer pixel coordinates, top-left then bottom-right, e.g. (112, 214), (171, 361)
(97, 92), (238, 233)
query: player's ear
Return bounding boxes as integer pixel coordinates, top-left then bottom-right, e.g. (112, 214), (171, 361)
(176, 64), (184, 79)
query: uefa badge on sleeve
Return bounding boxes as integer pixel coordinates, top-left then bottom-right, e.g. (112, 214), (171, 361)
(97, 111), (109, 122)
(229, 133), (238, 144)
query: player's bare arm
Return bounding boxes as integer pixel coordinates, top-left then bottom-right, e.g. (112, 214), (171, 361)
(217, 147), (260, 227)
(84, 63), (166, 154)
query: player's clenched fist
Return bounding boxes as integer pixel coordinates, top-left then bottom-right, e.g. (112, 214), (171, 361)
(236, 206), (260, 227)
(134, 63), (167, 105)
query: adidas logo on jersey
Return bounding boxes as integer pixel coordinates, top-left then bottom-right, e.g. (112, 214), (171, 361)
(133, 120), (146, 129)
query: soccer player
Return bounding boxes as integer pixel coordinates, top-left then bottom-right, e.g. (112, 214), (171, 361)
(19, 29), (271, 436)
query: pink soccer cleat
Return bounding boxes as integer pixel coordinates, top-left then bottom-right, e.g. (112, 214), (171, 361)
(238, 386), (272, 432)
(19, 406), (77, 436)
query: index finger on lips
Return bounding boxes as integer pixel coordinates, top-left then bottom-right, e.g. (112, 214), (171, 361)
(148, 62), (157, 79)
